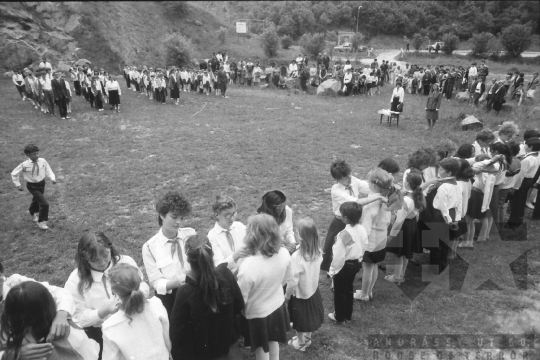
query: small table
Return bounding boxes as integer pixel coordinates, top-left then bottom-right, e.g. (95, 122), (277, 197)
(378, 109), (401, 127)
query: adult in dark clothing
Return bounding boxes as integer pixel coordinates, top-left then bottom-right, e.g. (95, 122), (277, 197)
(471, 77), (486, 106)
(217, 66), (228, 98)
(200, 60), (208, 71)
(492, 80), (507, 115)
(170, 235), (244, 360)
(300, 67), (310, 92)
(51, 72), (70, 119)
(422, 71), (432, 95)
(484, 78), (498, 112)
(322, 53), (330, 71)
(425, 83), (443, 130)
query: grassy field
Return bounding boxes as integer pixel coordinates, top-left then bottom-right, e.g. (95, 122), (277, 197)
(1, 76), (539, 359)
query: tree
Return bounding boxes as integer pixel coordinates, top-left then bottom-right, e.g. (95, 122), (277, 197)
(470, 32), (493, 56)
(217, 27), (227, 44)
(411, 33), (428, 51)
(350, 32), (365, 52)
(500, 24), (532, 58)
(281, 35), (293, 49)
(441, 33), (459, 54)
(299, 33), (326, 58)
(260, 26), (279, 57)
(163, 33), (195, 67)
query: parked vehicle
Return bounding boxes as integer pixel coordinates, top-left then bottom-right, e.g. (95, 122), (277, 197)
(426, 42), (444, 52)
(333, 42), (367, 53)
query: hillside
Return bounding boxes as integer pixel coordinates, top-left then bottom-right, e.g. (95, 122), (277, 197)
(0, 2), (228, 73)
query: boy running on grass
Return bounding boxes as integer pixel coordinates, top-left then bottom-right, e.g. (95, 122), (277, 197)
(11, 144), (56, 230)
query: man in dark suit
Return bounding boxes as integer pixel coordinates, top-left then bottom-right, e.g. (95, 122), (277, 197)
(322, 52), (330, 71)
(51, 72), (70, 119)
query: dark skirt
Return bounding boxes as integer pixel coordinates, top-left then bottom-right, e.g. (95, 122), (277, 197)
(390, 96), (401, 112)
(74, 80), (81, 95)
(493, 100), (503, 111)
(171, 85), (180, 99)
(108, 90), (120, 105)
(426, 109), (438, 120)
(362, 248), (387, 264)
(386, 218), (418, 259)
(288, 288), (324, 333)
(240, 302), (290, 353)
(467, 189), (487, 219)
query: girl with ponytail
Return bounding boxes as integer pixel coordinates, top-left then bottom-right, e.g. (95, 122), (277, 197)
(385, 171), (426, 284)
(102, 263), (171, 360)
(170, 235), (244, 360)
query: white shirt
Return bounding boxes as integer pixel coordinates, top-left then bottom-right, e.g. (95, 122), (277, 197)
(39, 61), (52, 70)
(329, 224), (368, 277)
(343, 64), (352, 72)
(39, 76), (52, 90)
(142, 227), (196, 295)
(12, 73), (24, 86)
(285, 250), (322, 299)
(360, 198), (391, 252)
(458, 180), (472, 216)
(279, 206), (296, 245)
(208, 221), (247, 270)
(514, 152), (539, 189)
(102, 297), (171, 360)
(469, 66), (477, 77)
(105, 80), (121, 95)
(432, 181), (463, 223)
(472, 140), (491, 157)
(237, 247), (292, 319)
(331, 176), (370, 217)
(289, 63), (298, 74)
(344, 73), (352, 83)
(64, 255), (149, 328)
(391, 87), (404, 103)
(389, 196), (418, 237)
(11, 158), (55, 187)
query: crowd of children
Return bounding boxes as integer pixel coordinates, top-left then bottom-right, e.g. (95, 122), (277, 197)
(5, 121), (539, 359)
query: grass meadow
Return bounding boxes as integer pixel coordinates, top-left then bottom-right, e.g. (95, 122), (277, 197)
(1, 75), (540, 359)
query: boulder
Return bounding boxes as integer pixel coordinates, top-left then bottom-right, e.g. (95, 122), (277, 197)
(461, 115), (483, 131)
(0, 41), (40, 71)
(284, 77), (298, 89)
(317, 79), (340, 95)
(4, 71), (14, 77)
(64, 14), (80, 34)
(456, 90), (470, 101)
(41, 30), (73, 51)
(194, 20), (203, 26)
(0, 3), (34, 22)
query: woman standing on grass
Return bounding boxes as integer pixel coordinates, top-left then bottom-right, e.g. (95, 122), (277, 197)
(425, 83), (443, 131)
(257, 190), (296, 254)
(390, 81), (404, 113)
(105, 75), (121, 113)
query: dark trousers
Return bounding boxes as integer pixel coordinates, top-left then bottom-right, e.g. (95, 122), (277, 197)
(220, 82), (227, 96)
(43, 90), (55, 114)
(56, 96), (67, 118)
(345, 82), (352, 96)
(321, 217), (346, 271)
(84, 326), (103, 360)
(126, 77), (130, 88)
(74, 81), (81, 96)
(508, 178), (535, 227)
(423, 84), (430, 95)
(95, 91), (103, 110)
(27, 180), (49, 222)
(333, 260), (361, 322)
(486, 95), (494, 111)
(87, 88), (95, 107)
(426, 209), (456, 273)
(156, 288), (178, 319)
(15, 84), (26, 98)
(533, 189), (540, 220)
(273, 75), (280, 87)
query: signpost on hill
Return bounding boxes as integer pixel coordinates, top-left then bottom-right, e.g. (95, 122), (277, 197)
(235, 19), (267, 43)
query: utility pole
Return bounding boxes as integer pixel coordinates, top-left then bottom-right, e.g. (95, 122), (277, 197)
(356, 6), (362, 33)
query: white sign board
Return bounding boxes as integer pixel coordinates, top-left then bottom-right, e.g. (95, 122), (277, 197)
(236, 22), (247, 34)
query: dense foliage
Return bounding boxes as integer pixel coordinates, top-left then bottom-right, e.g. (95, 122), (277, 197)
(500, 24), (533, 57)
(260, 26), (279, 57)
(281, 35), (293, 49)
(300, 33), (327, 58)
(163, 33), (195, 67)
(441, 33), (459, 54)
(200, 1), (539, 41)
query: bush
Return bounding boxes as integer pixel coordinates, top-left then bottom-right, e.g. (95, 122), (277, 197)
(500, 24), (532, 58)
(281, 35), (293, 49)
(217, 27), (227, 44)
(470, 32), (493, 57)
(411, 33), (428, 51)
(300, 33), (326, 58)
(163, 34), (195, 68)
(260, 26), (279, 57)
(351, 32), (365, 52)
(441, 33), (459, 55)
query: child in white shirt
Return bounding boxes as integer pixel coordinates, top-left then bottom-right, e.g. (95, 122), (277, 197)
(102, 264), (171, 360)
(328, 202), (367, 323)
(285, 218), (324, 351)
